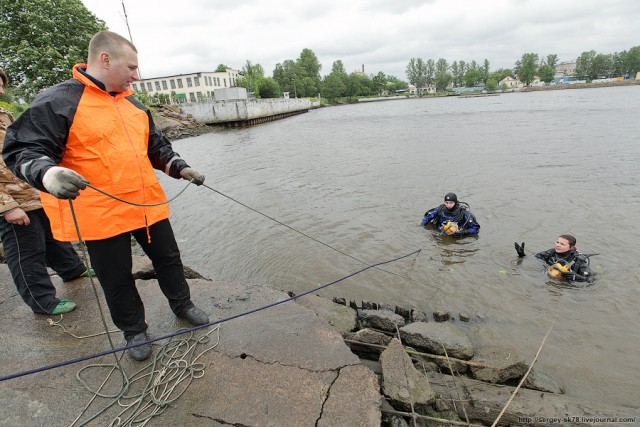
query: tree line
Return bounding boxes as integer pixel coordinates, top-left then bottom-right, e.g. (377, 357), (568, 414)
(2, 0), (640, 106)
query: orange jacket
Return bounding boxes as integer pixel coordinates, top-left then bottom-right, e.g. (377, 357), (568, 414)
(4, 64), (190, 241)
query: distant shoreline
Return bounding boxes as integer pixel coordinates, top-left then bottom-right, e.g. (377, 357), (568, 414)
(520, 79), (640, 92)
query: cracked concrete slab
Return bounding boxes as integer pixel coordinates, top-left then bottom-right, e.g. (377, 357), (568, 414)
(0, 261), (380, 426)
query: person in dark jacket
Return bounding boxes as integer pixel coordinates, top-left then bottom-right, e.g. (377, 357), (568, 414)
(514, 234), (594, 284)
(1, 68), (92, 315)
(420, 192), (480, 237)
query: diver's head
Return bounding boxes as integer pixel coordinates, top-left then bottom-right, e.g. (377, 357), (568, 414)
(555, 234), (576, 253)
(444, 192), (458, 210)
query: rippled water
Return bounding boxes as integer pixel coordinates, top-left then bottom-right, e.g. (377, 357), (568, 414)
(160, 85), (640, 408)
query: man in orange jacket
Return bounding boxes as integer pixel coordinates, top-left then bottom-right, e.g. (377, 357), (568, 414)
(3, 31), (208, 361)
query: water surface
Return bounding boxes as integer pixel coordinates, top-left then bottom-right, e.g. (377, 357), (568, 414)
(161, 86), (640, 408)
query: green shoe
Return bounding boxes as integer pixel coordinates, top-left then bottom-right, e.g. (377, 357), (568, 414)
(51, 299), (76, 315)
(80, 267), (95, 278)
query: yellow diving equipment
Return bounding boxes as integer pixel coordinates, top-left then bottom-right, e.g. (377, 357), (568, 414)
(547, 260), (570, 279)
(442, 221), (459, 235)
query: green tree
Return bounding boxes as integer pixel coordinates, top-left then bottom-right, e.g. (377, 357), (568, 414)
(406, 58), (428, 92)
(0, 0), (106, 101)
(425, 59), (436, 87)
(371, 72), (388, 95)
(273, 59), (304, 97)
(516, 53), (539, 86)
(611, 51), (626, 77)
(450, 61), (460, 87)
(238, 60), (265, 95)
(576, 50), (597, 80)
(435, 71), (452, 91)
(592, 53), (613, 78)
(623, 45), (640, 77)
(257, 78), (281, 98)
(215, 64), (230, 72)
(321, 74), (346, 102)
(295, 48), (321, 96)
(538, 65), (555, 83)
(480, 59), (490, 84)
(345, 73), (372, 99)
(485, 78), (497, 91)
(386, 76), (408, 93)
(546, 54), (558, 68)
(463, 67), (481, 87)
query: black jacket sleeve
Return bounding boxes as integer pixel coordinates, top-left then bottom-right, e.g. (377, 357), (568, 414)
(2, 80), (83, 190)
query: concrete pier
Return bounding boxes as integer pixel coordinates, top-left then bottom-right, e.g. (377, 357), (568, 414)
(180, 97), (311, 126)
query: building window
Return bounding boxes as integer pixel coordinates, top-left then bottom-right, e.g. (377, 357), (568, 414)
(170, 79), (176, 89)
(194, 77), (200, 87)
(146, 82), (152, 91)
(189, 93), (196, 102)
(177, 78), (183, 88)
(155, 81), (161, 91)
(224, 78), (227, 87)
(131, 83), (137, 91)
(162, 80), (168, 90)
(186, 77), (193, 87)
(196, 92), (203, 100)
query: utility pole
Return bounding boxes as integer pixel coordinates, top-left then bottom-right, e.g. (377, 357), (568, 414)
(121, 0), (141, 79)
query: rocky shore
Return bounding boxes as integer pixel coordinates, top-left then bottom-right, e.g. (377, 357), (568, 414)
(152, 104), (215, 141)
(296, 295), (638, 426)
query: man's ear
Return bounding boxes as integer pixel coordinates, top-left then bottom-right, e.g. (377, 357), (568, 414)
(100, 52), (111, 69)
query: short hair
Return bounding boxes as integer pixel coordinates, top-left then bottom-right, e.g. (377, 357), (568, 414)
(0, 68), (7, 87)
(88, 30), (137, 62)
(559, 234), (577, 247)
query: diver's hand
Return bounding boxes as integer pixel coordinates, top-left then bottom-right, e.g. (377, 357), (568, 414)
(561, 271), (575, 280)
(42, 166), (89, 199)
(514, 242), (526, 257)
(452, 230), (467, 237)
(180, 167), (205, 185)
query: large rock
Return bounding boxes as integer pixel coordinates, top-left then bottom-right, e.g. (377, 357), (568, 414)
(380, 339), (435, 411)
(469, 346), (528, 383)
(359, 309), (405, 332)
(399, 322), (474, 360)
(296, 293), (357, 335)
(427, 371), (637, 427)
(523, 369), (564, 394)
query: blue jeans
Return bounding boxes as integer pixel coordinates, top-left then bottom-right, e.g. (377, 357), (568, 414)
(0, 208), (86, 314)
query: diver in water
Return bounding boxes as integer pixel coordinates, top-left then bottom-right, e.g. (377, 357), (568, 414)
(420, 192), (480, 237)
(514, 234), (594, 284)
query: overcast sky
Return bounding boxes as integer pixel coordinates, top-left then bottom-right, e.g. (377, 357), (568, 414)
(80, 0), (640, 80)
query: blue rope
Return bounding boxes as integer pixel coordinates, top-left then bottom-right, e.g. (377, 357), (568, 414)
(0, 248), (420, 383)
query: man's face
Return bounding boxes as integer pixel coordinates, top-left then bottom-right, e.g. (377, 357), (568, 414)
(554, 237), (572, 253)
(105, 45), (139, 92)
(444, 201), (456, 209)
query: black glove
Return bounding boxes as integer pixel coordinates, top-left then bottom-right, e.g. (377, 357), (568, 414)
(514, 242), (526, 257)
(180, 167), (205, 185)
(42, 166), (89, 199)
(452, 230), (467, 237)
(561, 271), (575, 280)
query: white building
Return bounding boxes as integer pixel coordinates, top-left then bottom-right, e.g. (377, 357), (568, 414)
(555, 61), (577, 77)
(499, 76), (523, 89)
(131, 69), (240, 103)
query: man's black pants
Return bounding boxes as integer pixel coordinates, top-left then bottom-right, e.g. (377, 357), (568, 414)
(85, 219), (193, 340)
